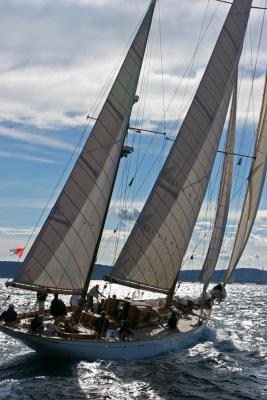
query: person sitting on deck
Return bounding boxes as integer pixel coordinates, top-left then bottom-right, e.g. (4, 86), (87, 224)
(0, 304), (17, 325)
(167, 311), (178, 330)
(36, 290), (48, 314)
(95, 311), (109, 338)
(86, 284), (106, 311)
(117, 320), (133, 341)
(50, 294), (67, 323)
(30, 314), (44, 334)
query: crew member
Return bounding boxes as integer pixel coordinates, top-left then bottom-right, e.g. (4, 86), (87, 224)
(0, 304), (17, 324)
(31, 314), (44, 334)
(86, 284), (106, 311)
(95, 311), (109, 338)
(50, 294), (67, 323)
(36, 290), (48, 313)
(118, 320), (133, 341)
(167, 311), (178, 330)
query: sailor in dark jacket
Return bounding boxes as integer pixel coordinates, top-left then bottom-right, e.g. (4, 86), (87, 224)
(95, 311), (109, 338)
(0, 304), (17, 324)
(31, 315), (44, 334)
(50, 294), (67, 321)
(167, 311), (178, 330)
(118, 320), (133, 341)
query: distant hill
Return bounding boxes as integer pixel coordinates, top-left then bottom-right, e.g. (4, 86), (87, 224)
(0, 261), (19, 278)
(0, 261), (266, 283)
(179, 268), (267, 284)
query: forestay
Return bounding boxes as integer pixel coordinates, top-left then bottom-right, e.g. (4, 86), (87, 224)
(199, 77), (237, 289)
(224, 73), (267, 285)
(11, 0), (156, 293)
(109, 0), (252, 294)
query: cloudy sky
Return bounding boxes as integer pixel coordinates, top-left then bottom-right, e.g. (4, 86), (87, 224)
(0, 0), (267, 273)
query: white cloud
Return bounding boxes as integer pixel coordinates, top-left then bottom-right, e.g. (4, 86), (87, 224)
(0, 226), (40, 236)
(0, 198), (52, 209)
(0, 0), (266, 130)
(250, 234), (267, 245)
(0, 126), (75, 151)
(0, 0), (266, 269)
(0, 149), (58, 164)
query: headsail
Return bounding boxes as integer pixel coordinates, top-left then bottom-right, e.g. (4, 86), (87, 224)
(10, 0), (156, 293)
(199, 76), (237, 289)
(109, 0), (252, 294)
(224, 72), (267, 285)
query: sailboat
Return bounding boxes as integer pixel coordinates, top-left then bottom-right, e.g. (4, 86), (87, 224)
(0, 0), (266, 361)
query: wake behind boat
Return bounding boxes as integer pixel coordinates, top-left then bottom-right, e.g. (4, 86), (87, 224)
(0, 0), (266, 361)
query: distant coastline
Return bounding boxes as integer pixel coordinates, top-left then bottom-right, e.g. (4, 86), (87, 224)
(0, 261), (113, 281)
(0, 261), (266, 283)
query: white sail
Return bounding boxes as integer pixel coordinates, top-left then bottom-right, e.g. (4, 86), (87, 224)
(224, 73), (267, 285)
(109, 0), (252, 293)
(11, 1), (156, 293)
(199, 77), (237, 288)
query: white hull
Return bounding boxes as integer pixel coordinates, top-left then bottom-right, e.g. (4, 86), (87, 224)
(0, 323), (206, 361)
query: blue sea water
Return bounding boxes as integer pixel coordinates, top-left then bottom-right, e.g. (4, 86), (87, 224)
(0, 280), (266, 400)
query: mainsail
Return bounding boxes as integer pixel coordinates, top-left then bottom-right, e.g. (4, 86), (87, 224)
(10, 0), (156, 293)
(224, 72), (267, 285)
(109, 0), (252, 294)
(199, 77), (237, 289)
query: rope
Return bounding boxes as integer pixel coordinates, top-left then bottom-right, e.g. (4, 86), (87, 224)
(218, 1), (266, 272)
(130, 0), (218, 200)
(180, 0), (266, 277)
(0, 294), (11, 311)
(13, 4), (150, 283)
(215, 0), (267, 10)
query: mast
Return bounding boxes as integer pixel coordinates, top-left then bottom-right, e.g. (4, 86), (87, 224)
(72, 150), (124, 322)
(108, 0), (252, 295)
(73, 1), (157, 321)
(9, 0), (156, 297)
(198, 74), (237, 293)
(224, 72), (267, 285)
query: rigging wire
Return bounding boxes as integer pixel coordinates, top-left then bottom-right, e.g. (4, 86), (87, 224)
(217, 1), (267, 273)
(13, 4), (151, 279)
(130, 0), (218, 201)
(127, 0), (219, 209)
(215, 0), (267, 10)
(70, 4), (156, 268)
(202, 1), (267, 275)
(184, 2), (267, 276)
(98, 3), (163, 264)
(102, 0), (221, 271)
(156, 0), (167, 176)
(157, 0), (220, 142)
(97, 2), (158, 263)
(129, 0), (221, 272)
(183, 0), (262, 272)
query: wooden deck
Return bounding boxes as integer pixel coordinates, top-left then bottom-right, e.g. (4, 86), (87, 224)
(0, 301), (210, 344)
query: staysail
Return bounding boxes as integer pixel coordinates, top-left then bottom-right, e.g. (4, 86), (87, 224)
(224, 72), (267, 285)
(199, 77), (237, 289)
(10, 0), (156, 293)
(109, 0), (252, 294)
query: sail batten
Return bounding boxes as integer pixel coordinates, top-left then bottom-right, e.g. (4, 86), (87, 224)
(224, 72), (267, 285)
(199, 76), (237, 288)
(109, 0), (252, 293)
(11, 0), (156, 293)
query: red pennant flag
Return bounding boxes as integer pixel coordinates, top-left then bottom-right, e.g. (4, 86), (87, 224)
(9, 248), (25, 258)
